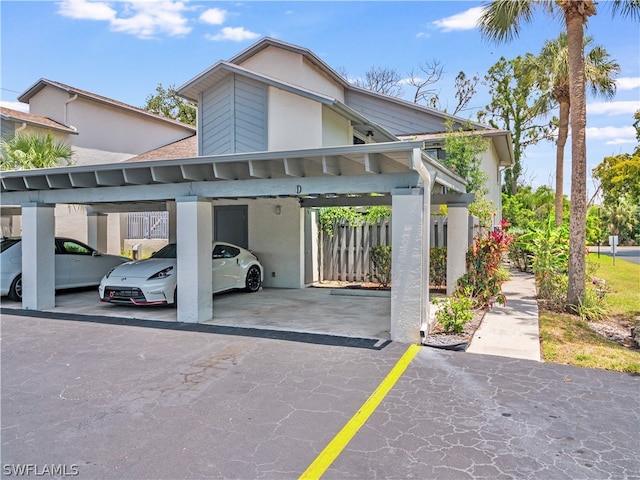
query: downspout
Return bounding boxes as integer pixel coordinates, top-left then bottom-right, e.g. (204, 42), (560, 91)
(411, 147), (432, 341)
(15, 122), (27, 133)
(64, 94), (78, 130)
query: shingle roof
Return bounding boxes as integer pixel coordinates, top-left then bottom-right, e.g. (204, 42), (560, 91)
(125, 135), (197, 162)
(0, 106), (78, 134)
(17, 79), (195, 133)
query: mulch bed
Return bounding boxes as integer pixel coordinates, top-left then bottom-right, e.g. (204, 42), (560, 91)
(422, 308), (486, 351)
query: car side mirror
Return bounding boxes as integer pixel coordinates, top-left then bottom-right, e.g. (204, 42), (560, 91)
(92, 251), (101, 257)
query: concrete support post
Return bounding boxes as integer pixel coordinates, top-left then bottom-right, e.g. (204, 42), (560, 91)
(390, 188), (425, 344)
(176, 197), (212, 323)
(167, 201), (177, 244)
(87, 212), (108, 252)
(21, 203), (55, 310)
(446, 205), (469, 295)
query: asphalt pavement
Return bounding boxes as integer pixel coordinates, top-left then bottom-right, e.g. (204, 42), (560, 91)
(2, 311), (638, 479)
(589, 245), (640, 265)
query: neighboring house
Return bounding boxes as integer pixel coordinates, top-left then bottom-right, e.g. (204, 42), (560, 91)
(1, 80), (196, 250)
(1, 37), (514, 342)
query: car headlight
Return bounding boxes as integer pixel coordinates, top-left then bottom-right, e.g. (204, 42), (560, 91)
(148, 266), (173, 280)
(105, 266), (119, 279)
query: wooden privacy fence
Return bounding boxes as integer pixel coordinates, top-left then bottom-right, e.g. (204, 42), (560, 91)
(321, 216), (480, 282)
(322, 219), (391, 282)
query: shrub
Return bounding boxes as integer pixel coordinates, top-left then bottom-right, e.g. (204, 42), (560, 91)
(430, 247), (447, 287)
(457, 219), (512, 306)
(517, 217), (570, 303)
(571, 287), (608, 322)
(369, 245), (391, 287)
(434, 288), (476, 333)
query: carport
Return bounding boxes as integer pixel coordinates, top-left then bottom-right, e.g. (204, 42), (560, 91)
(0, 140), (469, 343)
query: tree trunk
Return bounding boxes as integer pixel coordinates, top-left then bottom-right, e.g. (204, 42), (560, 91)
(564, 3), (593, 309)
(555, 97), (570, 227)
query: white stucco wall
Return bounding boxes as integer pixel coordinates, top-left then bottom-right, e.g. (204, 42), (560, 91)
(27, 87), (193, 156)
(239, 46), (345, 101)
(268, 88), (322, 151)
(322, 106), (352, 146)
(212, 198), (303, 289)
(480, 140), (503, 222)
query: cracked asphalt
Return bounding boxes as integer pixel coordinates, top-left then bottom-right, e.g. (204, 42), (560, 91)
(2, 311), (639, 479)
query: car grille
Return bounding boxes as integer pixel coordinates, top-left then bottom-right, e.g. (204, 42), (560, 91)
(104, 287), (146, 303)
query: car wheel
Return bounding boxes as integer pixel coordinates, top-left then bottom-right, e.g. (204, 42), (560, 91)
(245, 265), (261, 292)
(8, 274), (22, 301)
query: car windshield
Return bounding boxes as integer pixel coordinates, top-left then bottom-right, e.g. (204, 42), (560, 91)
(0, 238), (20, 253)
(151, 244), (177, 259)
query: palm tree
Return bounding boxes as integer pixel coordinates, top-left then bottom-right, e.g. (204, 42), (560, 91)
(478, 0), (639, 309)
(0, 132), (74, 170)
(538, 33), (620, 227)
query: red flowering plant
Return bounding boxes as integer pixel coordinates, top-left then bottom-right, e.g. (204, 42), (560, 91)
(456, 219), (512, 307)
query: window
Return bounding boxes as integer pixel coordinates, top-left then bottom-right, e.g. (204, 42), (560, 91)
(213, 244), (240, 259)
(59, 240), (92, 255)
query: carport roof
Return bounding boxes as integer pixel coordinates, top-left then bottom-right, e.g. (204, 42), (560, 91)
(0, 140), (466, 210)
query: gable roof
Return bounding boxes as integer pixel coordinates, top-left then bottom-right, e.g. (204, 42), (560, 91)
(178, 61), (397, 142)
(228, 37), (350, 89)
(1, 106), (78, 135)
(17, 79), (196, 133)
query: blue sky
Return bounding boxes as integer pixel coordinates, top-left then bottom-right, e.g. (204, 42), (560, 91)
(1, 1), (639, 198)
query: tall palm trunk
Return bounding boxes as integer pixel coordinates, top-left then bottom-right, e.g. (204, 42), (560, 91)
(555, 94), (570, 227)
(563, 2), (593, 308)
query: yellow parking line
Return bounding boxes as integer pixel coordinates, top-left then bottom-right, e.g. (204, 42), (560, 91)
(299, 343), (421, 480)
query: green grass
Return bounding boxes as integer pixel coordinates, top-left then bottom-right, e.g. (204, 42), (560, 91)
(540, 311), (640, 373)
(539, 255), (640, 373)
(587, 253), (640, 320)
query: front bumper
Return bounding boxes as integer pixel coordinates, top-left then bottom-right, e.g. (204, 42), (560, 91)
(99, 278), (174, 305)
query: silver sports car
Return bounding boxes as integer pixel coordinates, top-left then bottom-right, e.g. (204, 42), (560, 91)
(99, 241), (263, 306)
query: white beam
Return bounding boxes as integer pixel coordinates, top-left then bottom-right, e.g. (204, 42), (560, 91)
(446, 205), (469, 295)
(21, 203), (55, 310)
(364, 152), (381, 174)
(176, 197), (212, 323)
(87, 212), (108, 252)
(248, 160), (270, 179)
(284, 158), (304, 177)
(390, 188), (425, 344)
(322, 155), (341, 176)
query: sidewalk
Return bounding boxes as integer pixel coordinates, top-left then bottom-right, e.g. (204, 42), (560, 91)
(466, 271), (542, 361)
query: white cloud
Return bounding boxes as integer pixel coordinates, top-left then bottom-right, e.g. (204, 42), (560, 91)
(0, 101), (29, 113)
(432, 6), (484, 32)
(616, 77), (640, 90)
(586, 125), (636, 145)
(57, 0), (115, 21)
(205, 26), (259, 42)
(57, 0), (191, 38)
(587, 100), (640, 116)
(200, 8), (226, 25)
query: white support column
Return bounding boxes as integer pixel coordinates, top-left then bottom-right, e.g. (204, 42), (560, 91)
(390, 188), (425, 344)
(166, 200), (177, 244)
(87, 212), (108, 252)
(446, 204), (469, 295)
(176, 197), (212, 323)
(21, 203), (55, 310)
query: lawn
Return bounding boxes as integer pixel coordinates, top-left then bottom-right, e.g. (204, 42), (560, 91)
(539, 254), (640, 373)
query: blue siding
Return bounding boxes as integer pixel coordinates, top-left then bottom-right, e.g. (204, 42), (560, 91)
(200, 74), (267, 155)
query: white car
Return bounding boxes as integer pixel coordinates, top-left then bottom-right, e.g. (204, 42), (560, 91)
(0, 237), (130, 301)
(99, 242), (263, 306)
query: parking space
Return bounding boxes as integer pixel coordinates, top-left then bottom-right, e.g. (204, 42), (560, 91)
(0, 286), (391, 340)
(2, 311), (638, 479)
